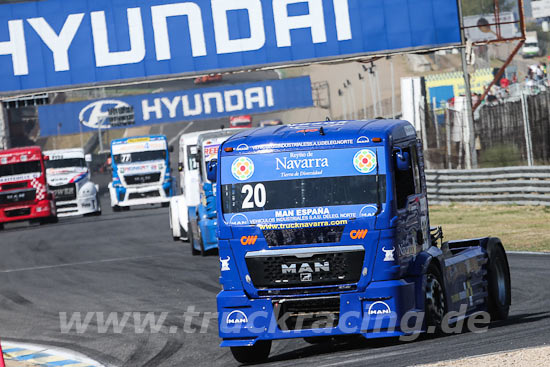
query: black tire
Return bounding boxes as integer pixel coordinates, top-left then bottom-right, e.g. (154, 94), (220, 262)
(162, 202), (169, 208)
(199, 229), (206, 257)
(123, 206), (130, 211)
(189, 222), (199, 256)
(113, 205), (121, 212)
(180, 224), (189, 242)
(230, 340), (271, 364)
(0, 223), (4, 231)
(425, 262), (447, 334)
(486, 238), (511, 321)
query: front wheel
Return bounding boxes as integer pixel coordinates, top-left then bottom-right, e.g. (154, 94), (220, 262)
(189, 222), (199, 256)
(487, 239), (511, 320)
(230, 340), (271, 364)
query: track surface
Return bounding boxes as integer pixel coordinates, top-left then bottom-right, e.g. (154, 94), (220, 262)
(0, 203), (549, 367)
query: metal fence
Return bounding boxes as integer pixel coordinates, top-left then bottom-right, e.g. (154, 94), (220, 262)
(426, 166), (550, 206)
(422, 83), (550, 170)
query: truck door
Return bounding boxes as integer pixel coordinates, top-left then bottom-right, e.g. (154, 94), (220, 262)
(392, 141), (428, 270)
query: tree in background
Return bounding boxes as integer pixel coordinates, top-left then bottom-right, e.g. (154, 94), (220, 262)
(462, 0), (516, 17)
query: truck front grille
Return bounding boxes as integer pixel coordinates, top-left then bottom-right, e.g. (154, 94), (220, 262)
(128, 191), (160, 200)
(262, 226), (345, 247)
(0, 189), (36, 205)
(4, 207), (31, 217)
(1, 182), (27, 191)
(273, 296), (340, 330)
(50, 183), (76, 201)
(124, 173), (161, 185)
(246, 249), (364, 289)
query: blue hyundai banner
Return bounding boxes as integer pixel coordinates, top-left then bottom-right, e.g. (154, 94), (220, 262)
(0, 0), (461, 93)
(37, 76), (313, 136)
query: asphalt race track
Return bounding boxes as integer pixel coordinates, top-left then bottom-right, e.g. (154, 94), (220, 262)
(0, 202), (549, 367)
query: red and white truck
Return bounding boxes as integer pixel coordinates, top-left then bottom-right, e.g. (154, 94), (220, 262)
(0, 146), (57, 229)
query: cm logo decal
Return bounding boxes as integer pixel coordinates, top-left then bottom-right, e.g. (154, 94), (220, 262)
(79, 100), (131, 129)
(240, 235), (258, 246)
(350, 229), (368, 240)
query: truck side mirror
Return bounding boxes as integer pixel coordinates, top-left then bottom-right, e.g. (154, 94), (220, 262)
(169, 145), (174, 153)
(43, 155), (50, 161)
(207, 160), (218, 182)
(85, 154), (92, 163)
(395, 149), (410, 171)
(178, 162), (184, 172)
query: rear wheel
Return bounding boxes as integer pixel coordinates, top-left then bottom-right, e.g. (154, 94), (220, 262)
(425, 262), (447, 334)
(189, 222), (199, 256)
(487, 239), (511, 320)
(230, 340), (271, 364)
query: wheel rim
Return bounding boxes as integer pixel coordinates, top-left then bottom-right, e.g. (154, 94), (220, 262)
(426, 273), (445, 323)
(494, 258), (507, 305)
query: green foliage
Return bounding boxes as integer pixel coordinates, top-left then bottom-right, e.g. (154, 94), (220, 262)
(479, 144), (524, 168)
(461, 0), (515, 17)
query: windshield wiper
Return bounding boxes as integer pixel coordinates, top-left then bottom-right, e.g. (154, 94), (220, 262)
(374, 150), (382, 216)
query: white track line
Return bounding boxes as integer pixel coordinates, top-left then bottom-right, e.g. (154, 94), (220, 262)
(0, 253), (182, 273)
(508, 251), (550, 256)
(168, 121), (194, 146)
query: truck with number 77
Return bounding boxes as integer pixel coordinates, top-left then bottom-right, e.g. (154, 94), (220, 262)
(208, 120), (511, 364)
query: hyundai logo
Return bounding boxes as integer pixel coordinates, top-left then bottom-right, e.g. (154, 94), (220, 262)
(79, 100), (132, 129)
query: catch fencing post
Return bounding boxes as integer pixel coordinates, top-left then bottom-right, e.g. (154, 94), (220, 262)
(521, 91), (534, 166)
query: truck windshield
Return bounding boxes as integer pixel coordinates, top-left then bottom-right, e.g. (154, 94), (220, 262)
(220, 147), (387, 224)
(222, 175), (385, 213)
(45, 158), (86, 169)
(113, 150), (166, 164)
(0, 161), (42, 177)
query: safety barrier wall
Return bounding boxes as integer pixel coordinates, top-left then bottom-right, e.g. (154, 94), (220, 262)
(426, 166), (550, 206)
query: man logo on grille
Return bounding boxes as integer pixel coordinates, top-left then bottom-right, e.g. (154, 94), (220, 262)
(350, 229), (368, 240)
(281, 262), (330, 274)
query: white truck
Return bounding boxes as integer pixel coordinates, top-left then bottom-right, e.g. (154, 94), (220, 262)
(44, 148), (101, 217)
(522, 31), (542, 58)
(108, 135), (174, 211)
(169, 130), (217, 241)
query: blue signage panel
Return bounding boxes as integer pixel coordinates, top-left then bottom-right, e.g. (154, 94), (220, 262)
(0, 0), (461, 93)
(37, 76), (313, 136)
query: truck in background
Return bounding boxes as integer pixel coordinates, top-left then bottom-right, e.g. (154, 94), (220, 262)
(108, 135), (174, 211)
(189, 129), (246, 256)
(522, 31), (542, 58)
(230, 115), (253, 128)
(0, 146), (57, 229)
(44, 148), (101, 217)
(169, 129), (218, 241)
(214, 120), (511, 363)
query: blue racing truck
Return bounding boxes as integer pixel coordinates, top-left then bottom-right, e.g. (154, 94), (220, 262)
(108, 135), (174, 211)
(189, 129), (245, 256)
(213, 120), (511, 363)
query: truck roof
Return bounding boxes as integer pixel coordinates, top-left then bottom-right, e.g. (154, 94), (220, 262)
(179, 129), (224, 147)
(43, 148), (85, 156)
(197, 129), (248, 147)
(0, 146), (43, 164)
(222, 119), (416, 152)
(111, 135), (167, 145)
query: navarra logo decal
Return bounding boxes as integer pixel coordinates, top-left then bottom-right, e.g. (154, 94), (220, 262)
(353, 149), (377, 174)
(231, 157), (254, 181)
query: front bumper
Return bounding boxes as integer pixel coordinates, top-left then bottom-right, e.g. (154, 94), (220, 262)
(0, 200), (56, 224)
(217, 279), (420, 347)
(112, 182), (171, 207)
(56, 195), (100, 217)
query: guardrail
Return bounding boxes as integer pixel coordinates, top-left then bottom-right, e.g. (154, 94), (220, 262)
(426, 166), (550, 206)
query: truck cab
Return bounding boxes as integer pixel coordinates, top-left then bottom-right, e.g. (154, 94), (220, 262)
(215, 120), (511, 363)
(44, 148), (101, 217)
(522, 31), (542, 58)
(0, 146), (57, 229)
(169, 129), (219, 241)
(189, 129), (246, 255)
(108, 135), (174, 211)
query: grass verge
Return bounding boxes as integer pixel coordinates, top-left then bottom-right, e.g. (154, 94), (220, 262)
(429, 205), (550, 253)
